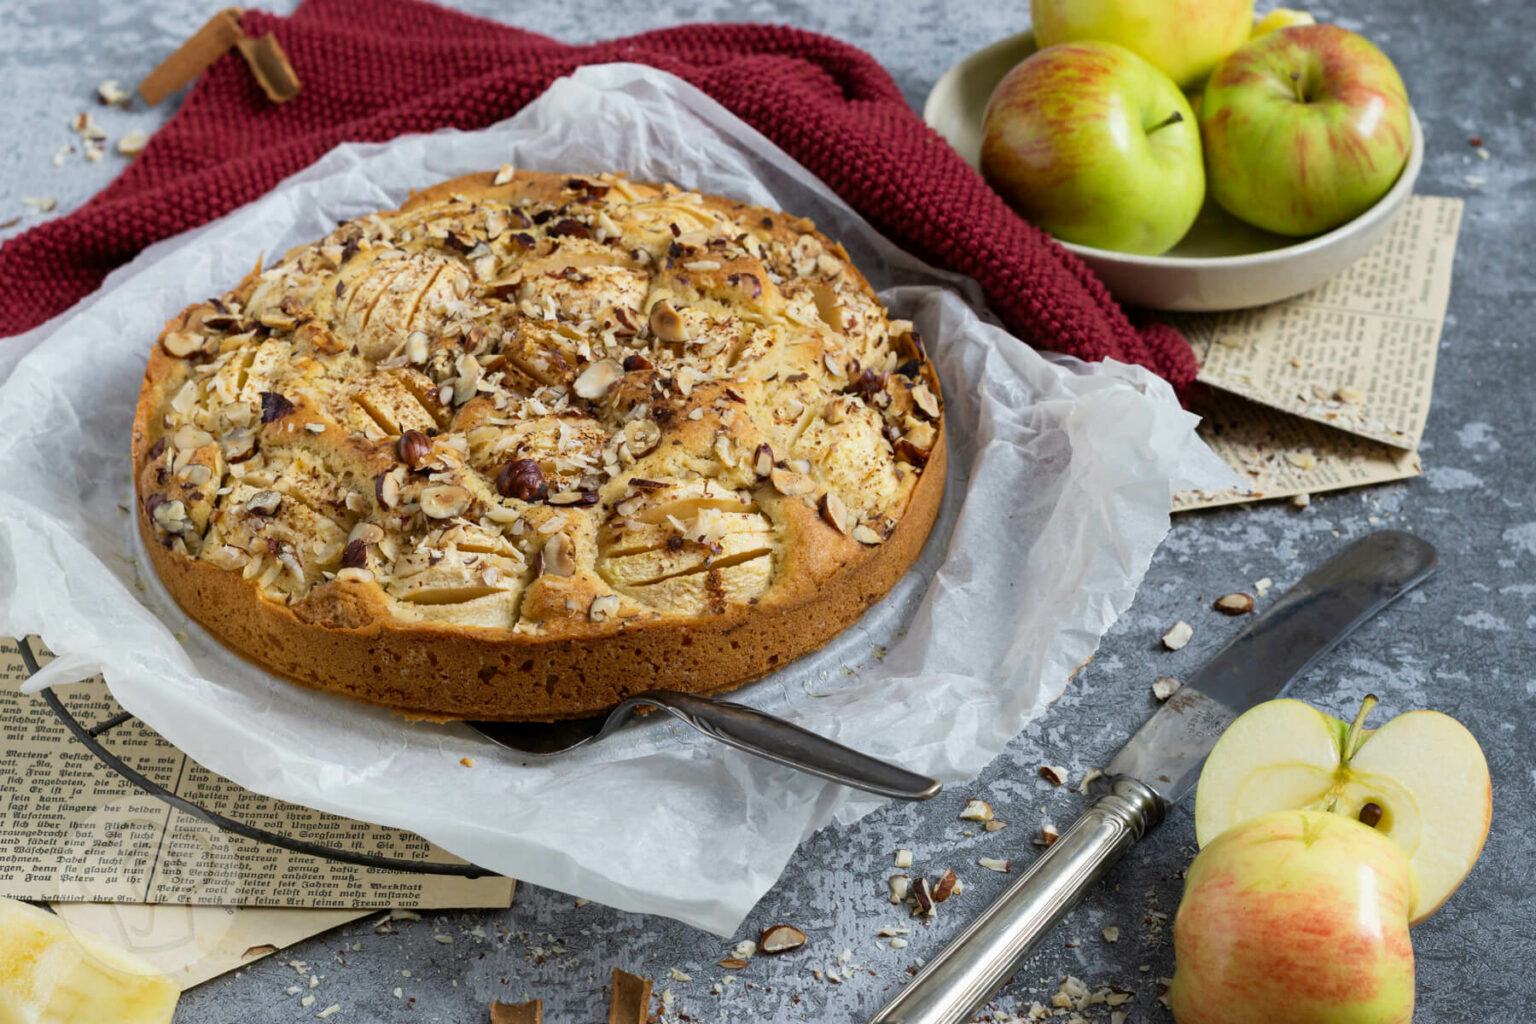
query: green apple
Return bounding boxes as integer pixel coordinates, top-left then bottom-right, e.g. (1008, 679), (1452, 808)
(981, 42), (1204, 256)
(1030, 0), (1253, 89)
(1170, 810), (1416, 1024)
(1195, 696), (1491, 923)
(1199, 24), (1412, 235)
(1251, 8), (1315, 37)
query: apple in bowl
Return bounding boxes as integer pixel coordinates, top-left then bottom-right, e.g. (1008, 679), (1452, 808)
(1030, 0), (1253, 89)
(1199, 24), (1413, 235)
(980, 42), (1204, 256)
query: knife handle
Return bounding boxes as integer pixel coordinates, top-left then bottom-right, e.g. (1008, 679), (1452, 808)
(865, 778), (1162, 1024)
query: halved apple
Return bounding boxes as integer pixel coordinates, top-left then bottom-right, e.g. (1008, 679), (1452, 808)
(1194, 697), (1491, 924)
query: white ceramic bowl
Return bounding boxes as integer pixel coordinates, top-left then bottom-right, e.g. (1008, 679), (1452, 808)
(923, 30), (1423, 311)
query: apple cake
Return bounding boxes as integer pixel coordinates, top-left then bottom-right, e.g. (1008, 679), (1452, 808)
(132, 169), (945, 721)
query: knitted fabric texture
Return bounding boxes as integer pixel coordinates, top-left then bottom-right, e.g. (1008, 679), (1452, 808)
(0, 0), (1196, 390)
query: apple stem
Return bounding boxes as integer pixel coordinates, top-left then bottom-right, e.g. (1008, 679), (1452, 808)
(1147, 110), (1185, 135)
(1289, 70), (1306, 104)
(1343, 694), (1379, 763)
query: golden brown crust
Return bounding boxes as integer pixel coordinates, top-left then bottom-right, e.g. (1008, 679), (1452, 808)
(132, 169), (944, 720)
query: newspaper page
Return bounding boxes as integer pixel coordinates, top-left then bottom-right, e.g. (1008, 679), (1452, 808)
(1, 637), (514, 910)
(1172, 195), (1461, 511)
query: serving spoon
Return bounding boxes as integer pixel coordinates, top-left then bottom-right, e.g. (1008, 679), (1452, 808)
(470, 689), (942, 801)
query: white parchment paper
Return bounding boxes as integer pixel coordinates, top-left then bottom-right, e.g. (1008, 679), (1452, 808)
(0, 65), (1235, 935)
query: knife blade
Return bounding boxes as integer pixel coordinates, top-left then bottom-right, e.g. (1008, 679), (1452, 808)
(866, 530), (1438, 1024)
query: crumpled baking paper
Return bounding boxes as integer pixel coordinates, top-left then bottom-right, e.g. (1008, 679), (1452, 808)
(0, 64), (1235, 935)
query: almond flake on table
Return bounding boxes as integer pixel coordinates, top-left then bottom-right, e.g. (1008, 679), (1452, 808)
(1161, 621), (1193, 650)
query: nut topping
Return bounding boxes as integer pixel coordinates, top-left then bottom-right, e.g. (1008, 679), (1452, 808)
(910, 382), (940, 420)
(540, 533), (574, 577)
(589, 594), (620, 622)
(818, 492), (849, 534)
(623, 419), (661, 456)
(420, 484), (472, 519)
(496, 459), (548, 502)
(758, 925), (807, 954)
(245, 490), (282, 516)
(851, 524), (882, 546)
(150, 498), (191, 534)
(648, 300), (689, 343)
(753, 443), (774, 478)
(339, 539), (368, 569)
(162, 330), (205, 358)
(375, 470), (401, 510)
(396, 429), (432, 468)
(770, 466), (816, 497)
(573, 358), (623, 400)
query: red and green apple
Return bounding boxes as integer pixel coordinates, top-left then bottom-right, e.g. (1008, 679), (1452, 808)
(1194, 696), (1491, 923)
(981, 42), (1205, 256)
(1199, 24), (1412, 235)
(1170, 810), (1416, 1024)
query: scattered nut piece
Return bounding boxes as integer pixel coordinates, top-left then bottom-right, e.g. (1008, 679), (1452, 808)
(887, 875), (910, 904)
(717, 958), (747, 970)
(493, 164), (516, 186)
(1078, 768), (1104, 794)
(893, 849), (913, 869)
(1335, 386), (1364, 404)
(1038, 765), (1068, 787)
(117, 130), (151, 157)
(460, 757), (475, 768)
(1213, 592), (1255, 615)
(910, 877), (935, 917)
(959, 798), (994, 822)
(1292, 492), (1312, 508)
(1151, 676), (1182, 702)
(1286, 451), (1318, 471)
(983, 819), (1009, 832)
(1254, 576), (1273, 596)
(96, 79), (130, 105)
(1102, 926), (1120, 943)
(931, 869), (958, 903)
(669, 968), (691, 982)
(23, 196), (58, 212)
(1161, 621), (1193, 650)
(888, 937), (909, 949)
(977, 857), (1011, 873)
(1034, 822), (1061, 847)
(758, 924), (807, 954)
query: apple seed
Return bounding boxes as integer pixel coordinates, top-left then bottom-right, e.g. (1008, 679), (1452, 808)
(1359, 802), (1384, 829)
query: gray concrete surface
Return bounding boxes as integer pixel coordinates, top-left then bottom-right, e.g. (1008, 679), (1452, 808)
(3, 1), (1531, 1021)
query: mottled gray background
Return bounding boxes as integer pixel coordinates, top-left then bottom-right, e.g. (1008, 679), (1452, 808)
(2, 1), (1531, 1021)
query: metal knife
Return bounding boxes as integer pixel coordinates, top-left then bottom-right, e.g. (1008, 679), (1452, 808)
(866, 530), (1438, 1024)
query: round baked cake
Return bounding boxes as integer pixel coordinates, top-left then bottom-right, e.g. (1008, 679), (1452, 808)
(132, 169), (945, 721)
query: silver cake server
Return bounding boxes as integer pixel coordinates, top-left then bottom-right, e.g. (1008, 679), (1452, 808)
(471, 689), (942, 802)
(867, 529), (1438, 1024)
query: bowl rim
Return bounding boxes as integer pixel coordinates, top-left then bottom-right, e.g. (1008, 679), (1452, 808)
(925, 27), (1425, 271)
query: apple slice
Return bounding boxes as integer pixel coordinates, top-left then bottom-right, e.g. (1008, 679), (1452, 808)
(1194, 697), (1491, 924)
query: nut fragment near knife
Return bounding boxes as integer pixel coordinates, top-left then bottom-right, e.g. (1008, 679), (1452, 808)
(866, 530), (1438, 1024)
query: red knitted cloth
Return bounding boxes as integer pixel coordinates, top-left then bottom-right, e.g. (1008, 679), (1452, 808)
(0, 0), (1196, 390)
